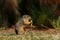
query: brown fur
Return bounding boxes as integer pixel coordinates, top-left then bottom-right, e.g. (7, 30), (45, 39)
(15, 15), (33, 35)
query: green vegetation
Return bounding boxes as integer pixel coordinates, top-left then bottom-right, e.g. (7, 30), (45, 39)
(49, 16), (60, 29)
(0, 0), (60, 40)
(0, 30), (60, 40)
(0, 0), (60, 28)
(20, 0), (60, 28)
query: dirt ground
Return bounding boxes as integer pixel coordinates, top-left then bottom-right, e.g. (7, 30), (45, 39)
(0, 27), (58, 35)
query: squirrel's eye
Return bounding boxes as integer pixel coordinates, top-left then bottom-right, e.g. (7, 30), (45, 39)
(29, 19), (32, 22)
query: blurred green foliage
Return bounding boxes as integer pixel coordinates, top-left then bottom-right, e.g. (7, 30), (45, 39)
(0, 0), (60, 28)
(25, 0), (59, 28)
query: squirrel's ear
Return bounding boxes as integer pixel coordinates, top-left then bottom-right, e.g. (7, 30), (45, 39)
(23, 15), (30, 18)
